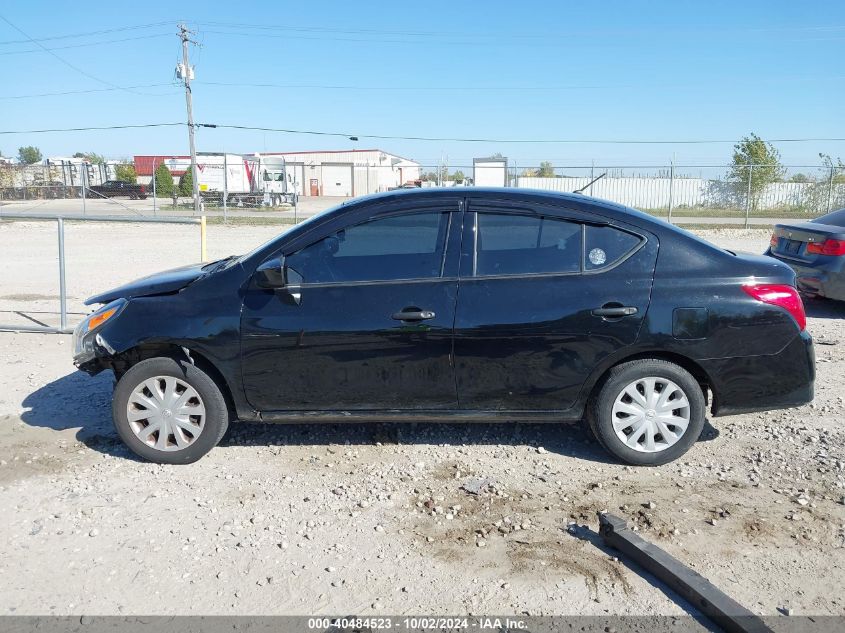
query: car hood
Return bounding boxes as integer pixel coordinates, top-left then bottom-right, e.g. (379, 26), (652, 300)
(85, 262), (207, 305)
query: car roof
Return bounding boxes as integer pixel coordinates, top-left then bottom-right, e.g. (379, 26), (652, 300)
(243, 186), (722, 267)
(342, 186), (664, 229)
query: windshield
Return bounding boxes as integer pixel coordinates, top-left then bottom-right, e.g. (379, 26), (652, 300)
(811, 208), (845, 227)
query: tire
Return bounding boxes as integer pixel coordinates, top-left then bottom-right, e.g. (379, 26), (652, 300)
(586, 359), (706, 466)
(112, 357), (229, 464)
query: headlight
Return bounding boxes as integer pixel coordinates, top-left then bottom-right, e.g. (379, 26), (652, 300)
(72, 298), (127, 362)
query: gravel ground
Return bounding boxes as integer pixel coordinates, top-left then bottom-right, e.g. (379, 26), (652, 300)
(0, 224), (843, 618)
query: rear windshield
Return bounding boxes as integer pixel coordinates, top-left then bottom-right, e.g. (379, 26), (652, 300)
(811, 208), (845, 227)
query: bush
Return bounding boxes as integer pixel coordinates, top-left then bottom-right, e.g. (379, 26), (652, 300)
(114, 163), (137, 184)
(178, 168), (193, 196)
(154, 163), (174, 196)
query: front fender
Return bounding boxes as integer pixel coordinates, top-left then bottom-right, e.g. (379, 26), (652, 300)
(81, 268), (252, 417)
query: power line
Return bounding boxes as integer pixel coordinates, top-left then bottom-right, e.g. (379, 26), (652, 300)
(199, 124), (845, 145)
(0, 84), (177, 100)
(0, 13), (157, 96)
(193, 75), (845, 92)
(0, 20), (177, 45)
(199, 29), (550, 47)
(4, 18), (839, 49)
(194, 20), (845, 40)
(0, 33), (172, 56)
(0, 121), (843, 146)
(0, 123), (184, 135)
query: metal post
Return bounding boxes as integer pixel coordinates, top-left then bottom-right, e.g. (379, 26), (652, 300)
(223, 153), (228, 222)
(57, 218), (67, 331)
(744, 163), (753, 229)
(826, 165), (835, 214)
(81, 163), (87, 215)
(667, 160), (675, 224)
(200, 215), (207, 261)
(152, 157), (157, 216)
(179, 24), (201, 215)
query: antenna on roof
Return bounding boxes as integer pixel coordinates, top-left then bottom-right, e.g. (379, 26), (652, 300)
(573, 172), (606, 194)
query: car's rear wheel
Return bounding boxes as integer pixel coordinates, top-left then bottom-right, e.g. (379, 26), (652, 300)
(586, 359), (705, 466)
(112, 357), (229, 464)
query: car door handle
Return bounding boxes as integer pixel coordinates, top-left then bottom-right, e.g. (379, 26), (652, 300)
(391, 309), (436, 322)
(592, 306), (638, 317)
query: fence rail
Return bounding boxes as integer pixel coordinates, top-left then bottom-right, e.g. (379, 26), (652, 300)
(2, 161), (844, 227)
(413, 162), (845, 227)
(0, 213), (206, 334)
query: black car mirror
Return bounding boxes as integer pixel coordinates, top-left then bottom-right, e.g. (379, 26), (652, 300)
(255, 257), (302, 305)
(255, 257), (285, 289)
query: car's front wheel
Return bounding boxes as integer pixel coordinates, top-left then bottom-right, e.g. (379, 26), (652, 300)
(112, 357), (229, 464)
(586, 359), (706, 466)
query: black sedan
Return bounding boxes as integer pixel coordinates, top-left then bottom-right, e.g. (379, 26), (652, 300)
(766, 208), (845, 301)
(72, 188), (815, 466)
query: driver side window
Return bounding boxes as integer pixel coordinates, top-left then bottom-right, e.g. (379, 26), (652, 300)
(285, 212), (449, 284)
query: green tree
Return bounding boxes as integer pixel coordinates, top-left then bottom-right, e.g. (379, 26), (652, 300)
(536, 161), (555, 178)
(178, 168), (193, 196)
(154, 163), (174, 196)
(819, 153), (845, 184)
(73, 151), (105, 165)
(18, 146), (42, 165)
(728, 133), (785, 209)
(114, 163), (137, 183)
(452, 170), (465, 182)
(790, 173), (812, 183)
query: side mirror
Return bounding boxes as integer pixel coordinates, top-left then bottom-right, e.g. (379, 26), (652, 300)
(255, 257), (285, 289)
(255, 257), (302, 305)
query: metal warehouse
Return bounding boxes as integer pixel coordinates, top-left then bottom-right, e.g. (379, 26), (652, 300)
(260, 149), (421, 197)
(133, 150), (420, 197)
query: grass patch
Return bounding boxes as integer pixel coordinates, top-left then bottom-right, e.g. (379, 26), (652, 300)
(641, 207), (824, 219)
(672, 223), (775, 231)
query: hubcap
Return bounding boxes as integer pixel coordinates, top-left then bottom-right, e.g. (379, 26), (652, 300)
(611, 377), (691, 453)
(126, 376), (206, 452)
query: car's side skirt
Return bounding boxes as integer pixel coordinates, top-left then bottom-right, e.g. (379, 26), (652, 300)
(255, 409), (584, 424)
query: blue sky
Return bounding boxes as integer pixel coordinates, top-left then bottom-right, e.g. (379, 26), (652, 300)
(1, 0), (843, 172)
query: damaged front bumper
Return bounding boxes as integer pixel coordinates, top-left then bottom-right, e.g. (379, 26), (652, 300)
(72, 298), (126, 373)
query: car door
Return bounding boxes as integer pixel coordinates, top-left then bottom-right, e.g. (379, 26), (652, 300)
(240, 202), (462, 411)
(453, 199), (658, 412)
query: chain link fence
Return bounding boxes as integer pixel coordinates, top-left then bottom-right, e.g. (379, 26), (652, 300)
(415, 162), (845, 223)
(2, 156), (844, 224)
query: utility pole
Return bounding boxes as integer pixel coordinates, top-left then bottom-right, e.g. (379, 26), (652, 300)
(178, 24), (200, 214)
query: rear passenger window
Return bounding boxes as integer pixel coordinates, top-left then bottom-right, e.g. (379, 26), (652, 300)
(476, 213), (581, 276)
(584, 225), (642, 270)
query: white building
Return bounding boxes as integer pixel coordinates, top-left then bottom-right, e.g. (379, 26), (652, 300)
(473, 156), (508, 187)
(261, 149), (421, 197)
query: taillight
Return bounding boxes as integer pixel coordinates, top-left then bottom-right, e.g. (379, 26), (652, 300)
(806, 238), (845, 256)
(139, 184), (146, 194)
(769, 234), (778, 249)
(742, 284), (806, 331)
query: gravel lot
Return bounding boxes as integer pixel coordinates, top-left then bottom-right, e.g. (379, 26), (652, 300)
(0, 223), (843, 618)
